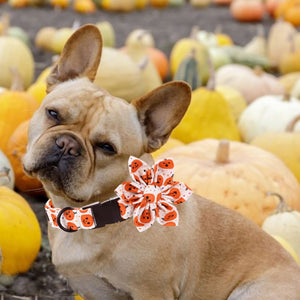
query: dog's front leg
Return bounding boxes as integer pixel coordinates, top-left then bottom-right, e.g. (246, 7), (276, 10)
(68, 275), (132, 300)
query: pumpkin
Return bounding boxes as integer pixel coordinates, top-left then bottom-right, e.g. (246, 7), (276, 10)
(244, 25), (267, 57)
(170, 29), (210, 84)
(271, 235), (300, 264)
(73, 0), (96, 13)
(0, 150), (14, 189)
(27, 80), (47, 104)
(146, 47), (169, 80)
(50, 0), (69, 8)
(215, 85), (247, 121)
(279, 72), (300, 93)
(8, 0), (28, 7)
(267, 19), (299, 67)
(6, 120), (44, 195)
(239, 95), (300, 142)
(102, 0), (136, 10)
(171, 73), (241, 143)
(168, 0), (185, 6)
(191, 0), (212, 7)
(94, 47), (146, 102)
(95, 21), (115, 48)
(275, 0), (300, 26)
(213, 0), (232, 5)
(250, 115), (300, 183)
(149, 0), (168, 7)
(265, 0), (284, 16)
(6, 27), (30, 48)
(215, 64), (285, 104)
(209, 47), (232, 70)
(50, 27), (74, 54)
(262, 192), (300, 260)
(279, 49), (300, 75)
(135, 0), (148, 9)
(230, 0), (265, 22)
(0, 69), (39, 155)
(156, 139), (300, 226)
(35, 27), (57, 51)
(214, 27), (233, 46)
(0, 186), (41, 275)
(0, 35), (34, 89)
(221, 45), (272, 70)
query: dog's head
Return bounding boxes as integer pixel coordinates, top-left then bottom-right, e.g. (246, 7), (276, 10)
(23, 25), (191, 205)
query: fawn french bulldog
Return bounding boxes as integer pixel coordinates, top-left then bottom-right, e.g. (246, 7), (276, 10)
(23, 25), (300, 300)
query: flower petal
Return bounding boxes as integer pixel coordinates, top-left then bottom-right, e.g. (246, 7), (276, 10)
(128, 156), (152, 186)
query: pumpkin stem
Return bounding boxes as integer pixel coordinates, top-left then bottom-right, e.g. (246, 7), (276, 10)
(286, 115), (300, 132)
(10, 67), (24, 91)
(190, 26), (199, 40)
(253, 66), (263, 76)
(0, 167), (11, 183)
(266, 192), (293, 214)
(256, 24), (265, 38)
(72, 19), (81, 31)
(138, 56), (149, 71)
(206, 56), (216, 91)
(214, 24), (222, 34)
(215, 140), (230, 164)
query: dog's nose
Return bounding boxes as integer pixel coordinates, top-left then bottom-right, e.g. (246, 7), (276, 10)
(56, 135), (81, 157)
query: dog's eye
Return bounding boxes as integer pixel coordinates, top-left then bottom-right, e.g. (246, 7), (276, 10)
(96, 143), (117, 155)
(47, 109), (60, 121)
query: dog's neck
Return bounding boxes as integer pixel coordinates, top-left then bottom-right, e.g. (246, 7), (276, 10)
(48, 153), (154, 209)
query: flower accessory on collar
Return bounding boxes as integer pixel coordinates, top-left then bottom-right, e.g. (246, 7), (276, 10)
(45, 156), (193, 233)
(115, 156), (193, 232)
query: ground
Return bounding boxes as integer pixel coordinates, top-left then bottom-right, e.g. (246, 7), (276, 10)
(0, 3), (274, 299)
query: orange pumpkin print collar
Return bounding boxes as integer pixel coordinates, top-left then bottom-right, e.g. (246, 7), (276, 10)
(45, 156), (193, 233)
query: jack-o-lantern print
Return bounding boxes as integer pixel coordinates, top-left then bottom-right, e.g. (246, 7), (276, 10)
(81, 214), (94, 228)
(140, 209), (152, 223)
(167, 187), (181, 199)
(67, 222), (78, 231)
(51, 214), (58, 227)
(124, 182), (139, 193)
(64, 209), (75, 220)
(164, 210), (177, 222)
(130, 159), (143, 173)
(158, 159), (174, 169)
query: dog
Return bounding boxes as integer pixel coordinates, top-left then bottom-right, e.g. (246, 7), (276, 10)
(23, 24), (300, 300)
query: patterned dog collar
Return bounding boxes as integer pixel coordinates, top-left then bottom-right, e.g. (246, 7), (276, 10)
(45, 197), (125, 232)
(45, 156), (193, 233)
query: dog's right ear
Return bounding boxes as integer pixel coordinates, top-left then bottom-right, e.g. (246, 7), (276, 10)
(46, 24), (102, 93)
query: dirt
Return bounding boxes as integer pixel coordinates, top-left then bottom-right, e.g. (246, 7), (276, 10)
(0, 3), (274, 299)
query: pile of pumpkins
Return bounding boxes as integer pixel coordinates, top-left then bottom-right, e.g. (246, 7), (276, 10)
(1, 11), (300, 279)
(3, 0), (188, 12)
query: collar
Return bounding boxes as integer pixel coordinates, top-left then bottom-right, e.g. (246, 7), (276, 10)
(45, 197), (125, 232)
(45, 156), (193, 233)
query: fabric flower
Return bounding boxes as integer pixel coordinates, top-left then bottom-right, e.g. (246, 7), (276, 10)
(115, 156), (193, 232)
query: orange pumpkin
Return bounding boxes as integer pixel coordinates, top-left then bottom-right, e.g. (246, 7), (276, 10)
(73, 0), (96, 13)
(265, 0), (284, 16)
(284, 4), (300, 26)
(6, 120), (44, 196)
(230, 0), (265, 22)
(275, 0), (300, 24)
(213, 0), (232, 5)
(146, 47), (169, 80)
(149, 0), (168, 7)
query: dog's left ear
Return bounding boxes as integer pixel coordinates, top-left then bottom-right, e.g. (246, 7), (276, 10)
(46, 24), (102, 93)
(132, 81), (191, 152)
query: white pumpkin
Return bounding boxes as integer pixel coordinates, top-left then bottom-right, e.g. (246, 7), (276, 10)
(93, 47), (146, 102)
(238, 95), (300, 142)
(262, 193), (300, 260)
(0, 36), (34, 89)
(215, 64), (285, 104)
(0, 150), (14, 189)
